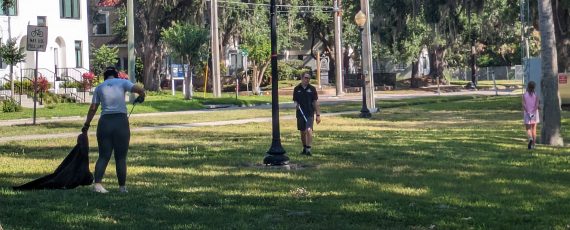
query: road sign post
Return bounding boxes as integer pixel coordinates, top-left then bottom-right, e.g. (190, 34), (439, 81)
(27, 23), (48, 125)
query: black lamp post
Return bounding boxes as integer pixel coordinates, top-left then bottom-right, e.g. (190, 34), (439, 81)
(263, 0), (289, 165)
(355, 11), (371, 118)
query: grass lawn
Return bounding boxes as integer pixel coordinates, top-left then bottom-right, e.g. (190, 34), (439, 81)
(1, 96), (570, 229)
(0, 92), (291, 120)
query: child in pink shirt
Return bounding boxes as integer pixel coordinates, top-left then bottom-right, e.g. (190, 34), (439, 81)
(522, 81), (539, 149)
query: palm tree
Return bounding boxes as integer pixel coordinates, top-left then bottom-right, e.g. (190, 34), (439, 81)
(537, 0), (563, 146)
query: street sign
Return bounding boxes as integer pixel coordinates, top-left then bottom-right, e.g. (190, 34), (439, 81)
(560, 73), (568, 84)
(26, 25), (48, 52)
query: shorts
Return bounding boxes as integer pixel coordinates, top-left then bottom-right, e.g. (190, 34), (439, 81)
(297, 115), (314, 131)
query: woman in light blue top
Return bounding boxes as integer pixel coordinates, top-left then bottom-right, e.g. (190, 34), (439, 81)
(82, 67), (145, 193)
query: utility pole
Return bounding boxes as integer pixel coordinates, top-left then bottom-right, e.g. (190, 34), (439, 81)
(520, 0), (531, 89)
(360, 0), (375, 111)
(333, 0), (343, 96)
(210, 0), (222, 97)
(127, 0), (136, 101)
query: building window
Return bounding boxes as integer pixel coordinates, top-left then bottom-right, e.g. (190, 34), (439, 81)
(92, 11), (109, 35)
(75, 41), (82, 68)
(0, 1), (17, 16)
(60, 0), (80, 19)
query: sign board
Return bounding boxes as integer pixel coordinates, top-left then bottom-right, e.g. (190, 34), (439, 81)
(26, 25), (48, 52)
(170, 64), (188, 79)
(559, 73), (568, 84)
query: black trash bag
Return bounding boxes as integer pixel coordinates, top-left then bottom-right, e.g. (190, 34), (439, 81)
(13, 134), (94, 190)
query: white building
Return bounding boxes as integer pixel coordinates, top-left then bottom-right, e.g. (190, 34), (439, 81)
(0, 0), (90, 85)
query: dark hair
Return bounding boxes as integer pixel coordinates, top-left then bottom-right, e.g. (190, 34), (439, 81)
(103, 67), (118, 80)
(527, 81), (536, 94)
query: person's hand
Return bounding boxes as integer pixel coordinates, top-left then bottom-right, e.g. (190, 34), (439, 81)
(134, 95), (145, 104)
(316, 115), (321, 124)
(81, 124), (90, 134)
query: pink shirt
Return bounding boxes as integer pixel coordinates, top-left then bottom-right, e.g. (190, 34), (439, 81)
(523, 92), (538, 114)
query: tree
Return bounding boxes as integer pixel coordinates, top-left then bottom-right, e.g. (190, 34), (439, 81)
(552, 0), (569, 72)
(162, 22), (209, 100)
(0, 38), (26, 99)
(299, 0), (359, 84)
(537, 0), (564, 146)
(238, 1), (306, 95)
(91, 45), (119, 76)
(240, 8), (271, 95)
(1, 0), (13, 12)
(134, 0), (204, 91)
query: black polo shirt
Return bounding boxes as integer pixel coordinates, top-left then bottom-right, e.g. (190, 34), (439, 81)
(293, 83), (318, 118)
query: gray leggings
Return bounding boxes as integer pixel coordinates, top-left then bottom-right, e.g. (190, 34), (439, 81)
(95, 113), (130, 186)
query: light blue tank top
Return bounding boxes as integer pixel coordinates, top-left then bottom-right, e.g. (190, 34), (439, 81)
(92, 78), (135, 115)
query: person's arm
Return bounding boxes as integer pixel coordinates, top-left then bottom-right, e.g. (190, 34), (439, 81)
(131, 84), (146, 103)
(82, 103), (99, 133)
(535, 95), (540, 113)
(313, 100), (321, 124)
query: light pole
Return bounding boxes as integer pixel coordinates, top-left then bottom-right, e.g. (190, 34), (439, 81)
(355, 11), (371, 118)
(263, 0), (289, 165)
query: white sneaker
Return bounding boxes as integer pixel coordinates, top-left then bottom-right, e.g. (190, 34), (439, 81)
(93, 184), (109, 193)
(119, 186), (128, 193)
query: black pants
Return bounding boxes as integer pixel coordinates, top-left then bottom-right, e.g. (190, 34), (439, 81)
(95, 113), (130, 186)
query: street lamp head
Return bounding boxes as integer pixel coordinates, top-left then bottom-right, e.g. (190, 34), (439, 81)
(354, 11), (367, 28)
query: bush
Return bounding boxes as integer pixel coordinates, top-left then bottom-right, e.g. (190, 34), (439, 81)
(278, 60), (306, 80)
(3, 80), (33, 94)
(61, 81), (82, 89)
(2, 98), (22, 112)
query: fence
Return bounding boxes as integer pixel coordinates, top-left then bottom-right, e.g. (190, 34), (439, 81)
(447, 66), (520, 81)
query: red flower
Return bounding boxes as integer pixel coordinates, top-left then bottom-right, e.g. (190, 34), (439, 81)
(82, 72), (95, 81)
(33, 75), (50, 93)
(118, 71), (129, 79)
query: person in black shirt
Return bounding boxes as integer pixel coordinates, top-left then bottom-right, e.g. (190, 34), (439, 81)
(292, 73), (321, 155)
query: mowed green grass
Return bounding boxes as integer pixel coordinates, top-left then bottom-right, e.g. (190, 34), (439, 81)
(0, 92), (290, 120)
(1, 96), (570, 229)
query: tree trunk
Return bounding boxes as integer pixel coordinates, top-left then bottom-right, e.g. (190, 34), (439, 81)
(552, 0), (569, 72)
(470, 40), (477, 86)
(251, 60), (270, 95)
(411, 60), (420, 88)
(538, 0), (564, 146)
(430, 45), (446, 84)
(252, 64), (259, 95)
(9, 65), (14, 99)
(184, 57), (192, 100)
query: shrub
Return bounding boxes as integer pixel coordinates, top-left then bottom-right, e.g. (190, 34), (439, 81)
(33, 76), (50, 93)
(278, 60), (307, 80)
(2, 98), (21, 112)
(61, 81), (82, 89)
(82, 72), (95, 91)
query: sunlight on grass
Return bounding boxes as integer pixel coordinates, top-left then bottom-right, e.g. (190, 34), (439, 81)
(2, 96), (570, 229)
(354, 178), (430, 197)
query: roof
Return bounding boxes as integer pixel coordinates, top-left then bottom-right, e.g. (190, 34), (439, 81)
(97, 0), (121, 7)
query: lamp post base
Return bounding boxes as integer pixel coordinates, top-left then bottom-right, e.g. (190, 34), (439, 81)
(359, 110), (372, 118)
(263, 154), (289, 165)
